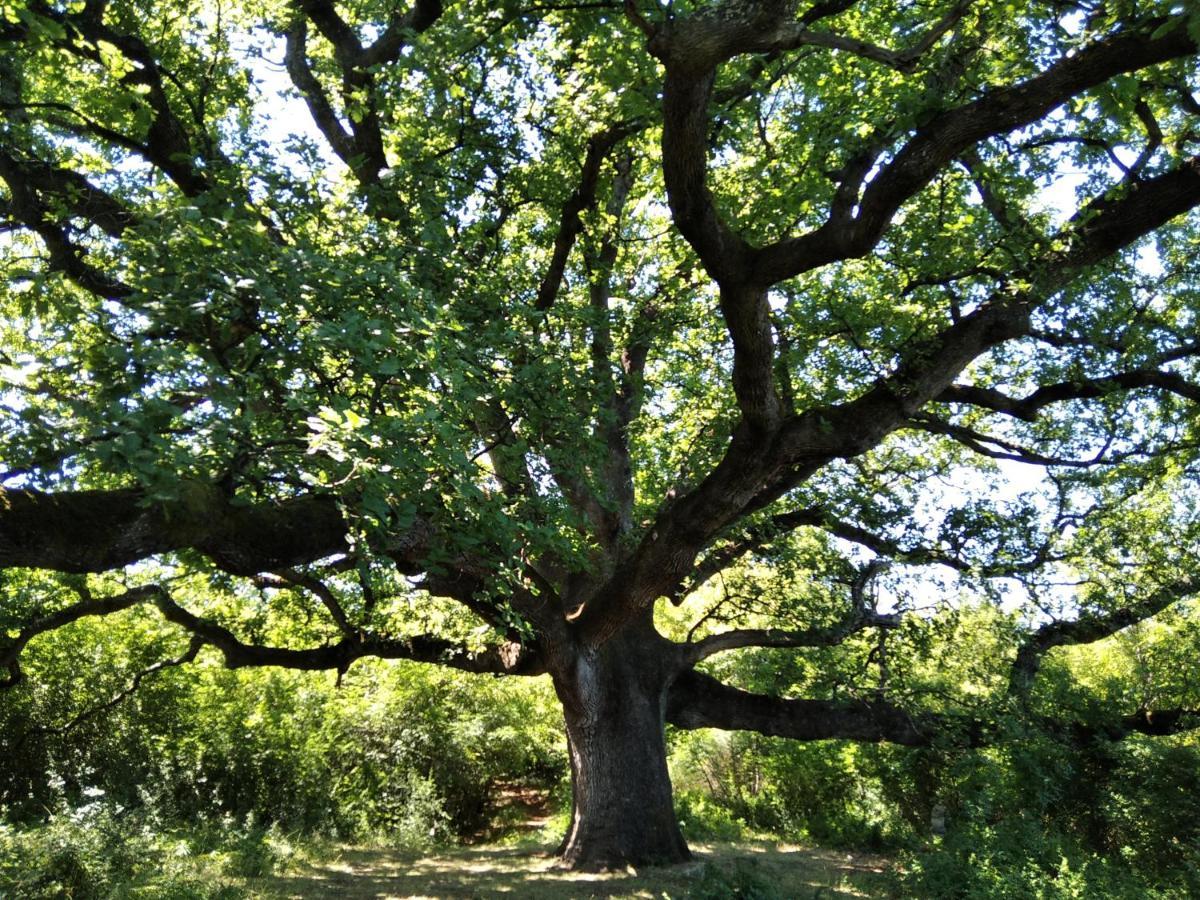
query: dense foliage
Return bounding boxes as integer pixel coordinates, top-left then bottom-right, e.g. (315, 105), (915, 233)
(2, 0), (1200, 878)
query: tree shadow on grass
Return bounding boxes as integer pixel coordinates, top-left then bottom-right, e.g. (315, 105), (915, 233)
(252, 840), (890, 899)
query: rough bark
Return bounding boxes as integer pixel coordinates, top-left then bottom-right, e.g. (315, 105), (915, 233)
(550, 625), (689, 870)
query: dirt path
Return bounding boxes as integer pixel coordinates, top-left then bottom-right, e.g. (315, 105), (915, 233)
(250, 840), (892, 899)
(466, 781), (556, 844)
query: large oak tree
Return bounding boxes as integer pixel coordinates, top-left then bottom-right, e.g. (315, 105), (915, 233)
(2, 0), (1200, 869)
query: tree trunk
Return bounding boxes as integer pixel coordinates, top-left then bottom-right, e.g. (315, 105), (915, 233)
(551, 628), (690, 870)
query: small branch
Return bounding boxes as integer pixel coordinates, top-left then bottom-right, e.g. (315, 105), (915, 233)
(958, 148), (1041, 243)
(763, 2), (971, 75)
(1008, 574), (1197, 699)
(909, 415), (1113, 468)
(1, 585), (158, 689)
(685, 557), (899, 665)
(681, 508), (970, 601)
(588, 149), (638, 539)
(24, 637), (203, 742)
(27, 6), (212, 195)
(623, 0), (656, 39)
(153, 590), (544, 676)
(535, 121), (642, 311)
(685, 608), (901, 666)
(264, 568), (358, 637)
(939, 369), (1200, 422)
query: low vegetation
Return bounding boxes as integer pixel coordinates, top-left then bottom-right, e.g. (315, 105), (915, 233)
(2, 602), (1197, 898)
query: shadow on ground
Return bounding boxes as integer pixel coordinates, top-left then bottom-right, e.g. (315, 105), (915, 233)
(252, 840), (890, 899)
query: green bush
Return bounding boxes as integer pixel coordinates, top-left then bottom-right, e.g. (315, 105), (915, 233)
(0, 805), (253, 899)
(1099, 739), (1200, 884)
(675, 790), (749, 842)
(896, 735), (1200, 899)
(669, 729), (907, 850)
(1, 612), (566, 845)
(898, 820), (1192, 899)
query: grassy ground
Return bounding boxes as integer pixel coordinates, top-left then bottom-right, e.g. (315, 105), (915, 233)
(246, 839), (892, 899)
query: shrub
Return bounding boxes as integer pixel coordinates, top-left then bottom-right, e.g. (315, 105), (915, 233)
(675, 790), (749, 842)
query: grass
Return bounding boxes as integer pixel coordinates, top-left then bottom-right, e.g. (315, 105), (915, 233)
(243, 839), (892, 899)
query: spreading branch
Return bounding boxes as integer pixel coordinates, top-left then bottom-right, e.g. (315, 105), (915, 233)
(575, 146), (1200, 642)
(153, 588), (543, 676)
(0, 585), (158, 688)
(283, 0), (445, 186)
(752, 19), (1200, 284)
(667, 669), (932, 745)
(258, 569), (358, 637)
(667, 670), (1200, 747)
(685, 609), (901, 665)
(940, 369), (1200, 422)
(0, 485), (354, 576)
(2, 583), (544, 694)
(1008, 575), (1198, 698)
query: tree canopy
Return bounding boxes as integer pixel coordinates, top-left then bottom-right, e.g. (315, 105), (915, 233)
(2, 0), (1200, 870)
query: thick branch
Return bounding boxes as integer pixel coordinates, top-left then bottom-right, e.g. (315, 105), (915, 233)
(579, 148), (1200, 644)
(752, 18), (1200, 284)
(667, 670), (1200, 746)
(0, 484), (561, 641)
(666, 670), (931, 744)
(298, 0), (443, 70)
(284, 18), (361, 173)
(284, 0), (445, 186)
(0, 150), (134, 299)
(0, 485), (353, 575)
(0, 153), (136, 238)
(1116, 708), (1200, 738)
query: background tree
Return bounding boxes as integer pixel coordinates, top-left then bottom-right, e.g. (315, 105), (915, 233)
(2, 0), (1199, 871)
